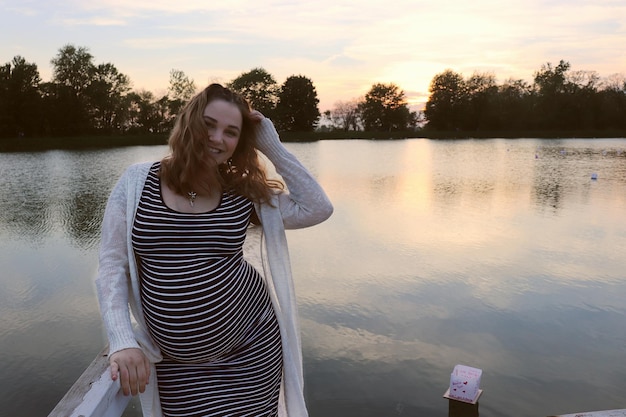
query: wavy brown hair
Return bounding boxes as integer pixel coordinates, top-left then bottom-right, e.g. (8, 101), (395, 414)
(160, 83), (283, 203)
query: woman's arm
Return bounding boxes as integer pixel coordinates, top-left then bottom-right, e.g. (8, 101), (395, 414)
(95, 169), (150, 395)
(96, 171), (139, 353)
(252, 114), (333, 229)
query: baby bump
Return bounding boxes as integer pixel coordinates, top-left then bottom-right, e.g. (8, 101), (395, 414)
(140, 257), (273, 363)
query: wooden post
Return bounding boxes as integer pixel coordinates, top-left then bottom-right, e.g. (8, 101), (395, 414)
(48, 347), (131, 417)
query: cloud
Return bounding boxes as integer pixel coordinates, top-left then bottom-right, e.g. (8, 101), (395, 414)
(60, 17), (127, 26)
(123, 36), (237, 49)
(2, 0), (625, 111)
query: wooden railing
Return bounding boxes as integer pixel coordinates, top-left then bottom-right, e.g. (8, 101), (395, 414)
(49, 347), (626, 417)
(549, 412), (626, 417)
(48, 347), (130, 417)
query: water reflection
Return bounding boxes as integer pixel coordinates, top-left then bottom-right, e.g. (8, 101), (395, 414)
(288, 138), (626, 416)
(0, 147), (167, 417)
(0, 148), (166, 249)
(1, 139), (625, 417)
(1, 153), (53, 243)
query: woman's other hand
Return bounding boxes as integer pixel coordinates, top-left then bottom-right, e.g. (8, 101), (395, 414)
(109, 348), (151, 396)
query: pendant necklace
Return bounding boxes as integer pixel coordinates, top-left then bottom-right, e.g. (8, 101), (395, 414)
(187, 191), (197, 207)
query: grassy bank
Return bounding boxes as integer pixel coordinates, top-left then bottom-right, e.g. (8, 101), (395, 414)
(409, 129), (626, 140)
(302, 129), (626, 140)
(0, 134), (168, 152)
(2, 129), (626, 151)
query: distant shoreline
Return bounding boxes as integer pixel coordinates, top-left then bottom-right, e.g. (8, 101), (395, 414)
(283, 129), (626, 141)
(2, 129), (626, 152)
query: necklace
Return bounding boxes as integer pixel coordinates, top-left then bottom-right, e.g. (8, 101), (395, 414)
(187, 191), (197, 207)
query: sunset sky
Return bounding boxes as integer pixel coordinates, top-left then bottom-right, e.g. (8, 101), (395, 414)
(1, 0), (625, 111)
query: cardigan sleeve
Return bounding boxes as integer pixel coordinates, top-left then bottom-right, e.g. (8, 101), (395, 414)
(254, 118), (333, 229)
(95, 168), (141, 355)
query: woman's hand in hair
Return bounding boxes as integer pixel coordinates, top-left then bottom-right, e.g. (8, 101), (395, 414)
(252, 112), (282, 156)
(250, 110), (265, 123)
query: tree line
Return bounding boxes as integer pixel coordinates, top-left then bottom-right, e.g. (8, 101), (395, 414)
(425, 60), (626, 133)
(0, 44), (418, 139)
(1, 44), (625, 140)
(0, 45), (320, 137)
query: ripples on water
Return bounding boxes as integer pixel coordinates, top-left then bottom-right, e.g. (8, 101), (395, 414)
(1, 139), (625, 417)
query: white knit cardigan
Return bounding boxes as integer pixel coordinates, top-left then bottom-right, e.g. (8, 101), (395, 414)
(95, 118), (333, 417)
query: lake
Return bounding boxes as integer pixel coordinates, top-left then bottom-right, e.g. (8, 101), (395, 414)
(0, 137), (625, 417)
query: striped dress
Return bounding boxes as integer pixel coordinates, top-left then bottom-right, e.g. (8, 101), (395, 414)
(131, 163), (283, 417)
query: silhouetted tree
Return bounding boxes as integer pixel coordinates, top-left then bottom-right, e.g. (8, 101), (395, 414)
(0, 63), (9, 135)
(565, 69), (601, 129)
(275, 75), (320, 132)
(532, 60), (572, 129)
(0, 56), (42, 137)
(360, 83), (413, 132)
(85, 63), (131, 132)
(125, 90), (163, 133)
(49, 45), (96, 134)
(228, 68), (279, 117)
(495, 78), (533, 130)
(51, 45), (95, 95)
(597, 74), (626, 129)
(167, 69), (196, 117)
(424, 70), (466, 130)
(462, 72), (499, 130)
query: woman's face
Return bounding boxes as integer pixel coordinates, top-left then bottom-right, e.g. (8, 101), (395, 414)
(202, 99), (243, 165)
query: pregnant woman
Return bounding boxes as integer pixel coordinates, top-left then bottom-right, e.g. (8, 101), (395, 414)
(95, 83), (333, 417)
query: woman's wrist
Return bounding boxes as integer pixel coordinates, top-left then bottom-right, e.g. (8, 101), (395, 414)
(254, 118), (284, 157)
